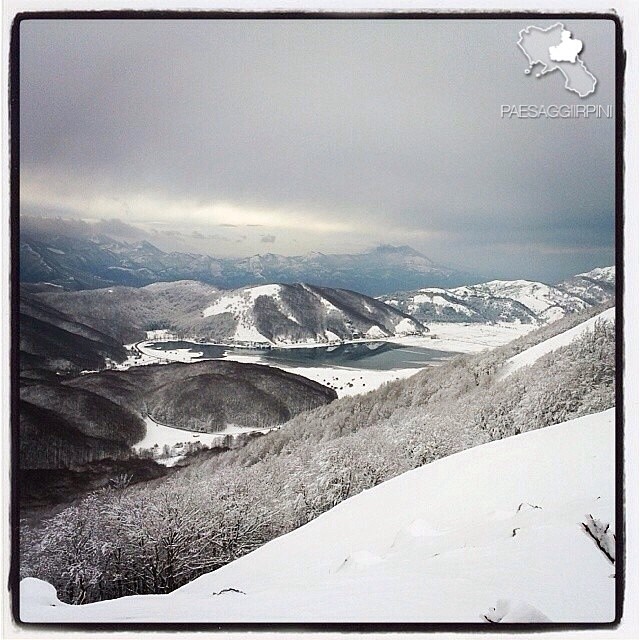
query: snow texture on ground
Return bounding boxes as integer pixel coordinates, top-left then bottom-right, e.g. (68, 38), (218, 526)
(21, 409), (616, 623)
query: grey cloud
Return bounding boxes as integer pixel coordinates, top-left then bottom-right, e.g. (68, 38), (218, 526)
(261, 234), (276, 244)
(19, 18), (616, 280)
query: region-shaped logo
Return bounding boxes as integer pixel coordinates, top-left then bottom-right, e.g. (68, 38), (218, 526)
(517, 23), (597, 98)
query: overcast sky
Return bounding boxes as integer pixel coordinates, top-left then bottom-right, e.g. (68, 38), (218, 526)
(19, 17), (616, 281)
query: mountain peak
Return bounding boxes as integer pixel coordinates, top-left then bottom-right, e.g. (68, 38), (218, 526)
(575, 266), (615, 284)
(371, 244), (425, 257)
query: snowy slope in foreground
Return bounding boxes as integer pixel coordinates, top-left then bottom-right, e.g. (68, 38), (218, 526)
(499, 307), (615, 379)
(22, 409), (616, 623)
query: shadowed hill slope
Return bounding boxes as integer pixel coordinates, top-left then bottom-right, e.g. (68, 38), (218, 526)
(20, 360), (338, 471)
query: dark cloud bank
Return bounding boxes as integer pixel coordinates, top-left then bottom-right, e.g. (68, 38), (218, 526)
(20, 17), (616, 282)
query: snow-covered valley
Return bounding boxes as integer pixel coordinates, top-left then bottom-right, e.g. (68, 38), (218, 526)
(21, 408), (616, 623)
(390, 320), (535, 353)
(106, 267), (614, 402)
(122, 312), (605, 465)
(133, 416), (275, 466)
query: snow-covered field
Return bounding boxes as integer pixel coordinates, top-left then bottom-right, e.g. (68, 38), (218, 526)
(133, 417), (273, 464)
(390, 321), (535, 354)
(287, 366), (419, 396)
(137, 342), (203, 363)
(21, 409), (616, 623)
(219, 350), (420, 397)
(115, 341), (203, 370)
(113, 348), (158, 370)
(499, 307), (615, 379)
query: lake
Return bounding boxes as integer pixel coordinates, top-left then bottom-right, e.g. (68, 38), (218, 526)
(145, 340), (457, 371)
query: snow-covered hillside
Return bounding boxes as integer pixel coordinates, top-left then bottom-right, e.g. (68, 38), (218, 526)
(197, 282), (427, 346)
(202, 284), (284, 344)
(451, 280), (588, 324)
(579, 266), (615, 285)
(500, 307), (615, 379)
(380, 267), (614, 326)
(21, 409), (616, 623)
(557, 266), (616, 306)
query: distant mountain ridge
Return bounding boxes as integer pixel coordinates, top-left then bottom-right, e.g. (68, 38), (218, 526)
(379, 266), (615, 325)
(223, 244), (464, 294)
(20, 224), (468, 295)
(36, 281), (428, 348)
(20, 235), (226, 291)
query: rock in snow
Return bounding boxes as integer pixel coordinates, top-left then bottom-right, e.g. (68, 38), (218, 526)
(21, 409), (615, 623)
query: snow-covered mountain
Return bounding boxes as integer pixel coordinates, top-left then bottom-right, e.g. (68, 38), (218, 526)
(21, 408), (615, 623)
(453, 280), (589, 324)
(557, 266), (616, 306)
(380, 267), (614, 325)
(228, 244), (465, 291)
(192, 282), (427, 346)
(381, 286), (540, 324)
(21, 218), (469, 295)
